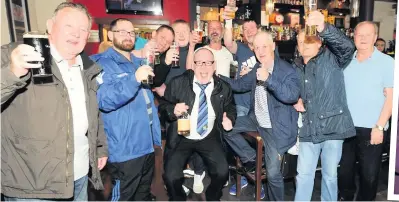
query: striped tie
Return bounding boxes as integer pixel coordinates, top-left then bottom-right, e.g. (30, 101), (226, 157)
(196, 82), (210, 136)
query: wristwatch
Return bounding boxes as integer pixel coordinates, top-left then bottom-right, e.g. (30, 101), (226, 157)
(374, 124), (384, 131)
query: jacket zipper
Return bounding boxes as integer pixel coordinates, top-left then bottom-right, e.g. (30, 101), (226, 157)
(65, 87), (70, 187)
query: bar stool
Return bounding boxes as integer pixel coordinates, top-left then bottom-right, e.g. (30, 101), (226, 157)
(234, 131), (298, 201)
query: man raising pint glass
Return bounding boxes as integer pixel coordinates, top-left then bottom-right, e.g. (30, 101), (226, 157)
(1, 2), (108, 201)
(160, 48), (236, 201)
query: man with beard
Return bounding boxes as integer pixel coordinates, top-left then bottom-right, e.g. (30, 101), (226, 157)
(203, 21), (234, 77)
(91, 18), (162, 201)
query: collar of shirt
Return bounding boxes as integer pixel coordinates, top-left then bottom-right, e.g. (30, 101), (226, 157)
(50, 44), (83, 70)
(193, 76), (214, 87)
(352, 47), (377, 61)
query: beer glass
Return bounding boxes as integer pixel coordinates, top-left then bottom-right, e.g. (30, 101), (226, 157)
(304, 0), (318, 41)
(140, 51), (155, 85)
(177, 112), (190, 136)
(154, 52), (161, 65)
(23, 31), (53, 84)
(170, 41), (179, 68)
(224, 0), (236, 19)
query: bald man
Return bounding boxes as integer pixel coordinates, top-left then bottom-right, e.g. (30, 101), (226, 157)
(160, 48), (236, 200)
(219, 31), (300, 201)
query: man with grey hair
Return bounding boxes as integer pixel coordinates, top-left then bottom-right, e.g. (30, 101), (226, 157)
(219, 30), (300, 201)
(1, 2), (108, 201)
(160, 47), (236, 200)
(338, 21), (394, 201)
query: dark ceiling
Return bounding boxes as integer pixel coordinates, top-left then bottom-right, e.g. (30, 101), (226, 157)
(196, 0), (398, 6)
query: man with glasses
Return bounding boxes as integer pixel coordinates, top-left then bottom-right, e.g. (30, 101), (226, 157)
(160, 48), (236, 200)
(91, 18), (161, 201)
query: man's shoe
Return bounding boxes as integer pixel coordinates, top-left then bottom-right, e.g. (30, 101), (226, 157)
(229, 176), (248, 196)
(193, 171), (206, 194)
(253, 185), (266, 199)
(182, 185), (190, 196)
(183, 168), (195, 178)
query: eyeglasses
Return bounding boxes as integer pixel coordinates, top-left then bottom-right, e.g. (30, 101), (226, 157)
(112, 30), (136, 37)
(194, 61), (215, 66)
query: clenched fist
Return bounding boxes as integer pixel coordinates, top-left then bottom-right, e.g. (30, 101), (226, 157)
(174, 103), (189, 117)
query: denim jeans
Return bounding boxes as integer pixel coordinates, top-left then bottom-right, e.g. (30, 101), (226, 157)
(259, 128), (285, 201)
(295, 140), (343, 201)
(224, 113), (257, 163)
(4, 175), (88, 201)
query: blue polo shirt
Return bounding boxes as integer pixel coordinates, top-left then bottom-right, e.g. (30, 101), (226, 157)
(135, 37), (147, 50)
(344, 48), (394, 129)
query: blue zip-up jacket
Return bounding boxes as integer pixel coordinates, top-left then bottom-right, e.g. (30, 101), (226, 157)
(90, 48), (161, 163)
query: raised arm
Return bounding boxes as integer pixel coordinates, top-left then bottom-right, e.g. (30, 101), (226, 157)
(96, 69), (142, 112)
(1, 43), (36, 105)
(223, 20), (238, 54)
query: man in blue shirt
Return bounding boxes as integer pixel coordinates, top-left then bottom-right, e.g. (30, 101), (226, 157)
(91, 18), (161, 201)
(222, 10), (261, 195)
(338, 21), (394, 201)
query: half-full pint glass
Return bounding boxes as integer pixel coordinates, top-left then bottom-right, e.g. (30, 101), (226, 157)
(177, 112), (190, 136)
(304, 0), (318, 41)
(23, 31), (53, 84)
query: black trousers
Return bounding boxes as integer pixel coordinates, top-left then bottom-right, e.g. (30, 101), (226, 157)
(338, 127), (386, 201)
(107, 153), (155, 201)
(163, 130), (229, 201)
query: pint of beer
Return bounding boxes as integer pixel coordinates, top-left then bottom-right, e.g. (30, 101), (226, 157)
(177, 112), (190, 136)
(23, 31), (53, 84)
(171, 41), (179, 68)
(224, 0), (236, 19)
(304, 0), (318, 41)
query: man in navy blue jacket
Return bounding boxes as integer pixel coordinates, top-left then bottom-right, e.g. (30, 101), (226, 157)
(219, 31), (300, 201)
(91, 18), (162, 201)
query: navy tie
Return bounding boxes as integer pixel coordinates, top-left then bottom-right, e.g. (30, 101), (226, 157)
(196, 82), (210, 136)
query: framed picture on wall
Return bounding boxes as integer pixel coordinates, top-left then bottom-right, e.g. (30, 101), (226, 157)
(5, 0), (31, 42)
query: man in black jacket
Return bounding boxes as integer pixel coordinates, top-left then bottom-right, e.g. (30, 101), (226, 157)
(160, 48), (237, 200)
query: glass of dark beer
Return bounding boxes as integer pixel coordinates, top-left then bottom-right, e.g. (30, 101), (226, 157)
(23, 31), (53, 84)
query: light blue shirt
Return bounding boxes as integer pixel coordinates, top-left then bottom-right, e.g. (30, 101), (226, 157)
(344, 48), (394, 129)
(134, 37), (147, 50)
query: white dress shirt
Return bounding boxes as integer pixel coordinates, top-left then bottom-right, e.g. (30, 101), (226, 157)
(51, 46), (89, 181)
(186, 77), (216, 140)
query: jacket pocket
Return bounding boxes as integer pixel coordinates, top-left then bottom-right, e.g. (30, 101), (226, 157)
(317, 107), (345, 135)
(4, 136), (63, 191)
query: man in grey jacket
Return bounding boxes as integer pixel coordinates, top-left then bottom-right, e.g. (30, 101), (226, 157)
(1, 2), (108, 201)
